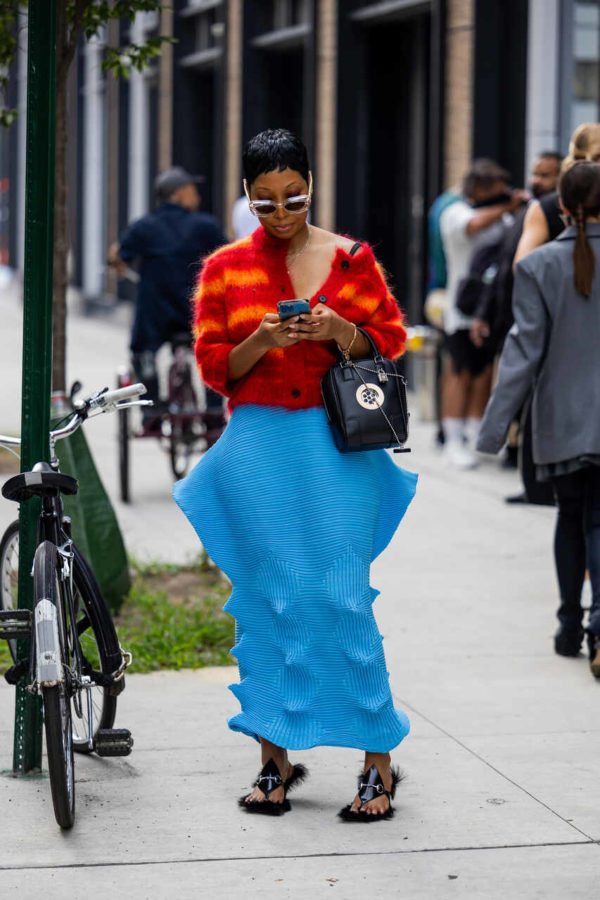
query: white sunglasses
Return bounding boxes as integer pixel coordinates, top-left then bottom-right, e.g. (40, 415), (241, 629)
(244, 172), (313, 218)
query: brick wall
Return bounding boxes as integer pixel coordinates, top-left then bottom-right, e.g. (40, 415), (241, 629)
(224, 0), (243, 238)
(444, 0), (474, 190)
(315, 0), (337, 231)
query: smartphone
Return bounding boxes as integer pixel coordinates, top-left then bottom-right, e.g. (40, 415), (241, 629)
(278, 299), (311, 321)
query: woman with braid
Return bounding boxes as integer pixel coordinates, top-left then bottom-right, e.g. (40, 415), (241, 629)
(478, 162), (600, 678)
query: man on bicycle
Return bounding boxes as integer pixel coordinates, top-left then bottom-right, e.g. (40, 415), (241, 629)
(108, 167), (227, 441)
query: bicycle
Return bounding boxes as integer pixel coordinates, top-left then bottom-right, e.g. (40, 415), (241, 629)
(117, 334), (224, 502)
(0, 382), (148, 828)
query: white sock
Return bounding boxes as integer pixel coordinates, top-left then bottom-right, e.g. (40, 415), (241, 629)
(464, 417), (482, 448)
(442, 417), (465, 445)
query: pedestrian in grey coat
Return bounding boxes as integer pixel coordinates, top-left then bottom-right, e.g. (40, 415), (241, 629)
(477, 161), (600, 679)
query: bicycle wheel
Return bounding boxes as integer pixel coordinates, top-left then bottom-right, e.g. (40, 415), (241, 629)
(69, 544), (121, 753)
(118, 405), (130, 503)
(4, 525), (121, 752)
(34, 541), (75, 829)
(0, 519), (19, 662)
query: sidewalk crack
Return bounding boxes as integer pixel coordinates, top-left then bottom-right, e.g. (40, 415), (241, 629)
(394, 694), (596, 843)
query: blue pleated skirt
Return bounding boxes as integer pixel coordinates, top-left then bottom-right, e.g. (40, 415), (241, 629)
(173, 404), (417, 752)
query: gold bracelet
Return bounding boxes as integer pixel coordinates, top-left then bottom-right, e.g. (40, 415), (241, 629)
(338, 324), (358, 361)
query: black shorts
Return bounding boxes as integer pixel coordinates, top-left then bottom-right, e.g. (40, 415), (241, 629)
(445, 329), (494, 377)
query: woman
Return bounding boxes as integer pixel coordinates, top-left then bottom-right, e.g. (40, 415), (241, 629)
(514, 122), (600, 265)
(478, 161), (600, 678)
(173, 129), (417, 820)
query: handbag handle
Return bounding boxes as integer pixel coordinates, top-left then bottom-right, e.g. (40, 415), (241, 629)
(357, 327), (384, 363)
(337, 326), (383, 365)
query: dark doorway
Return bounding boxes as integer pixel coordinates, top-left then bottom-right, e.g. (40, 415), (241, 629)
(473, 0), (528, 185)
(173, 67), (219, 215)
(261, 48), (305, 136)
(241, 0), (315, 159)
(362, 16), (430, 322)
(337, 10), (432, 324)
(243, 45), (307, 146)
(187, 70), (216, 213)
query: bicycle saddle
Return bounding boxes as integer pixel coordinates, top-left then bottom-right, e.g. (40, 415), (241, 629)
(2, 468), (79, 503)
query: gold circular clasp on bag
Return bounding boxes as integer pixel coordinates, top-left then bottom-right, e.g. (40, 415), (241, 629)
(356, 383), (384, 410)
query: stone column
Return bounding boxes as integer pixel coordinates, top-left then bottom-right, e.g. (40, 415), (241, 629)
(158, 5), (174, 172)
(525, 0), (560, 171)
(224, 0), (243, 238)
(82, 32), (105, 300)
(105, 18), (120, 300)
(444, 0), (474, 190)
(16, 11), (28, 272)
(315, 0), (337, 231)
(128, 15), (149, 220)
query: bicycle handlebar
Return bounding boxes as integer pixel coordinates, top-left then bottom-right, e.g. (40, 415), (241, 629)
(0, 383), (149, 451)
(94, 383), (147, 408)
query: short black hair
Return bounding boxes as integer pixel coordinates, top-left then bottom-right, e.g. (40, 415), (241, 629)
(242, 129), (310, 186)
(538, 150), (563, 166)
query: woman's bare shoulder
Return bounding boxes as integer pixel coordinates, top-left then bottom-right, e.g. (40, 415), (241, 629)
(311, 227), (364, 254)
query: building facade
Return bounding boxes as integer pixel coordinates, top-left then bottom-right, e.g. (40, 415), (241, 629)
(3, 0), (600, 325)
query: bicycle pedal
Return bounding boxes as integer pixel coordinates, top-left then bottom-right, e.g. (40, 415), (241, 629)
(94, 728), (134, 757)
(0, 609), (32, 640)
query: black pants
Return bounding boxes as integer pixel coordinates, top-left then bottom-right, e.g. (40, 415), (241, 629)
(520, 399), (555, 505)
(550, 466), (600, 637)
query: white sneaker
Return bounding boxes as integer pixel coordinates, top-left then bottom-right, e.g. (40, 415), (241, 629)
(443, 440), (479, 470)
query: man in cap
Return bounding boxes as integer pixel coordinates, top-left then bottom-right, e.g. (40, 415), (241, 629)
(109, 167), (227, 437)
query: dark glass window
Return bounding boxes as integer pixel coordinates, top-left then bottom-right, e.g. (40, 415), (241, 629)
(571, 0), (600, 130)
(272, 0), (309, 29)
(195, 10), (217, 51)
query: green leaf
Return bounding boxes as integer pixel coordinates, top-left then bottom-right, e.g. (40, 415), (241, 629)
(0, 1), (175, 127)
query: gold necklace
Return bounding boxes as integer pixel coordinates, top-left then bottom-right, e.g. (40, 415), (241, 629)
(286, 225), (311, 272)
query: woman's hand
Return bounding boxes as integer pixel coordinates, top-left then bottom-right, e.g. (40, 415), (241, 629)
(254, 313), (303, 349)
(228, 313), (302, 382)
(470, 318), (490, 348)
(289, 303), (353, 346)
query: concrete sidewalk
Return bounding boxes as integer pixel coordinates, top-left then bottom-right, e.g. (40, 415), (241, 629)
(1, 286), (600, 897)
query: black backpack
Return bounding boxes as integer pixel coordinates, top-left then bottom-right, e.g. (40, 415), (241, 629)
(455, 238), (504, 317)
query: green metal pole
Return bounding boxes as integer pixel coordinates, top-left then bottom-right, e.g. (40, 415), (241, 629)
(13, 0), (58, 775)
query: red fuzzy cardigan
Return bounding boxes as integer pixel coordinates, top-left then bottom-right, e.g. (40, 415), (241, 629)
(192, 225), (406, 411)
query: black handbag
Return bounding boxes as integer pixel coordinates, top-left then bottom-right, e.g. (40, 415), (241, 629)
(320, 327), (410, 453)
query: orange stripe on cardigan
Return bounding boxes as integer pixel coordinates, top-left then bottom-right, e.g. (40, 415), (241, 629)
(193, 317), (224, 339)
(351, 294), (381, 315)
(223, 267), (269, 288)
(228, 303), (271, 329)
(196, 273), (225, 300)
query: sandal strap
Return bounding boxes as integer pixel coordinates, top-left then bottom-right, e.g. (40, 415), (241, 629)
(254, 759), (284, 800)
(357, 764), (391, 807)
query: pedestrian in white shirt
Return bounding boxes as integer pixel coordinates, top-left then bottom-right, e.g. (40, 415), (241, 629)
(232, 195), (259, 239)
(440, 159), (529, 469)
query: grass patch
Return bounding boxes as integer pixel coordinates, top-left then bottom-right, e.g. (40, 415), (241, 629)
(0, 554), (235, 676)
(0, 640), (11, 671)
(114, 555), (234, 673)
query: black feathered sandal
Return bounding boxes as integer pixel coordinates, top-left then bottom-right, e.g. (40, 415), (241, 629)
(238, 757), (308, 816)
(338, 764), (403, 822)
